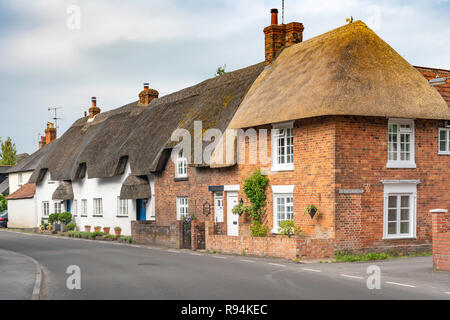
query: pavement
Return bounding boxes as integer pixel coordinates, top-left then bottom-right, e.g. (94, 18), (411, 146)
(0, 248), (37, 300)
(0, 229), (449, 300)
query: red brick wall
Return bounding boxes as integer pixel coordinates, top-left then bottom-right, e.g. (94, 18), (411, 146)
(335, 116), (449, 253)
(432, 211), (450, 271)
(153, 117), (337, 241)
(131, 220), (183, 248)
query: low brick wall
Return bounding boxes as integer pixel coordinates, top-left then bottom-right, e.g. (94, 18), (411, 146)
(432, 210), (450, 272)
(205, 221), (334, 260)
(131, 220), (183, 248)
(191, 221), (205, 250)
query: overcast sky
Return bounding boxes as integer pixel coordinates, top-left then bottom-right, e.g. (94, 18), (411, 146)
(0, 0), (449, 154)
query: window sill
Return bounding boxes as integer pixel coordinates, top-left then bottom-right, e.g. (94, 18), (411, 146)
(80, 215), (88, 217)
(271, 164), (294, 172)
(116, 215), (129, 218)
(92, 215), (103, 217)
(386, 162), (416, 169)
(174, 177), (189, 182)
(438, 152), (450, 156)
(383, 236), (416, 240)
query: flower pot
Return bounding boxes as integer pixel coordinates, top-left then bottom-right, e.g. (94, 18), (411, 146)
(94, 226), (101, 232)
(103, 227), (110, 235)
(114, 229), (122, 236)
(84, 226), (91, 232)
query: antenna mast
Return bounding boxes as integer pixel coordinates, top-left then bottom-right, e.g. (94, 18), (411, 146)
(282, 0), (285, 24)
(48, 107), (62, 136)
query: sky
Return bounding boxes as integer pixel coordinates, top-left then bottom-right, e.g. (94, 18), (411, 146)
(0, 0), (449, 155)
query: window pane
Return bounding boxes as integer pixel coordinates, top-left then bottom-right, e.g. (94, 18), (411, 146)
(400, 222), (409, 234)
(400, 209), (409, 221)
(388, 196), (397, 208)
(388, 209), (397, 222)
(388, 222), (397, 235)
(401, 196), (409, 208)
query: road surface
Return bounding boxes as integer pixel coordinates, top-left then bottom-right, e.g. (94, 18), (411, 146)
(0, 230), (449, 300)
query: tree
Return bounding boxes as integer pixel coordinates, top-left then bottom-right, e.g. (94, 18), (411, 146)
(215, 64), (227, 77)
(0, 137), (17, 166)
(0, 194), (7, 212)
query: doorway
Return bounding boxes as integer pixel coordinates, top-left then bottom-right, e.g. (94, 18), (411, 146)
(136, 199), (147, 221)
(227, 192), (239, 236)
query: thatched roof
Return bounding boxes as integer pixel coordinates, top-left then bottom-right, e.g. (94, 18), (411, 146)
(7, 183), (36, 200)
(230, 21), (450, 129)
(120, 175), (151, 200)
(52, 181), (74, 200)
(29, 62), (264, 183)
(8, 143), (58, 174)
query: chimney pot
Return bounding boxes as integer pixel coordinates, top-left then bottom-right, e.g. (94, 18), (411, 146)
(144, 83), (149, 90)
(138, 84), (159, 106)
(271, 8), (279, 25)
(44, 122), (57, 144)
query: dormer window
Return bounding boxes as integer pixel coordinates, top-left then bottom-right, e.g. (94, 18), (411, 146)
(387, 119), (416, 168)
(272, 121), (294, 172)
(175, 149), (187, 178)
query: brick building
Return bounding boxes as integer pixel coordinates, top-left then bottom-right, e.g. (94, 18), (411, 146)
(22, 9), (449, 259)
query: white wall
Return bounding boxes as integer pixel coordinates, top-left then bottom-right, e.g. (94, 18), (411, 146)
(34, 163), (155, 236)
(9, 171), (33, 194)
(7, 198), (37, 229)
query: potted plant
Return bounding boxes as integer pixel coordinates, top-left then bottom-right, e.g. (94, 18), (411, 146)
(114, 226), (122, 236)
(103, 227), (110, 235)
(94, 226), (102, 232)
(304, 205), (320, 219)
(84, 225), (91, 232)
(58, 212), (72, 232)
(48, 213), (60, 232)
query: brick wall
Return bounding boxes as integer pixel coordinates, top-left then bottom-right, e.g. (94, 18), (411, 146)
(191, 220), (205, 250)
(335, 116), (449, 253)
(205, 221), (334, 260)
(131, 220), (183, 248)
(432, 210), (450, 271)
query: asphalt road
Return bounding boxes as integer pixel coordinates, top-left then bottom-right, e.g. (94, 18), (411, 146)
(0, 230), (449, 300)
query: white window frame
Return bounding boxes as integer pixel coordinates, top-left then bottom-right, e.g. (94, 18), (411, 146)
(382, 180), (419, 240)
(438, 128), (450, 155)
(272, 187), (294, 233)
(176, 197), (189, 220)
(72, 200), (78, 216)
(81, 199), (87, 217)
(42, 201), (50, 217)
(175, 149), (188, 178)
(117, 197), (129, 217)
(53, 201), (62, 214)
(18, 173), (23, 186)
(93, 198), (103, 216)
(271, 121), (294, 172)
(387, 119), (416, 168)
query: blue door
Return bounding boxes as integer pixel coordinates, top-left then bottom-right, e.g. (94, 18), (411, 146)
(66, 200), (71, 213)
(137, 199), (146, 221)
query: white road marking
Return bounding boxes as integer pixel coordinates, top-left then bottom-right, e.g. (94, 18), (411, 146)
(302, 268), (322, 273)
(241, 259), (256, 263)
(190, 253), (203, 256)
(130, 245), (141, 248)
(268, 263), (286, 267)
(385, 281), (416, 288)
(341, 274), (364, 280)
(167, 250), (180, 253)
(444, 292), (450, 295)
(213, 256), (227, 259)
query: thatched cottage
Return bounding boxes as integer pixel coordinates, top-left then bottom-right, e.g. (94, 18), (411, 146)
(12, 9), (449, 259)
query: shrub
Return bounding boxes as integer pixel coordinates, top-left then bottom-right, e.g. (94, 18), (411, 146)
(278, 220), (302, 238)
(65, 222), (76, 231)
(48, 213), (59, 225)
(250, 221), (270, 237)
(59, 212), (72, 224)
(67, 231), (80, 238)
(104, 234), (116, 241)
(90, 231), (104, 239)
(80, 232), (90, 239)
(119, 236), (132, 243)
(242, 169), (269, 222)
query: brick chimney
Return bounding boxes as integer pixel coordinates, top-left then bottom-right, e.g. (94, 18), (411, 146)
(39, 136), (46, 149)
(138, 83), (159, 106)
(89, 97), (101, 119)
(264, 8), (304, 66)
(45, 122), (57, 144)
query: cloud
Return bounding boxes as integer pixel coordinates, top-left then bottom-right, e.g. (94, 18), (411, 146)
(0, 0), (449, 154)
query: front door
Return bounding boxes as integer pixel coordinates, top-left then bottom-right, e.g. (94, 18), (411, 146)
(66, 200), (71, 213)
(227, 192), (239, 236)
(137, 199), (147, 221)
(214, 192), (224, 223)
